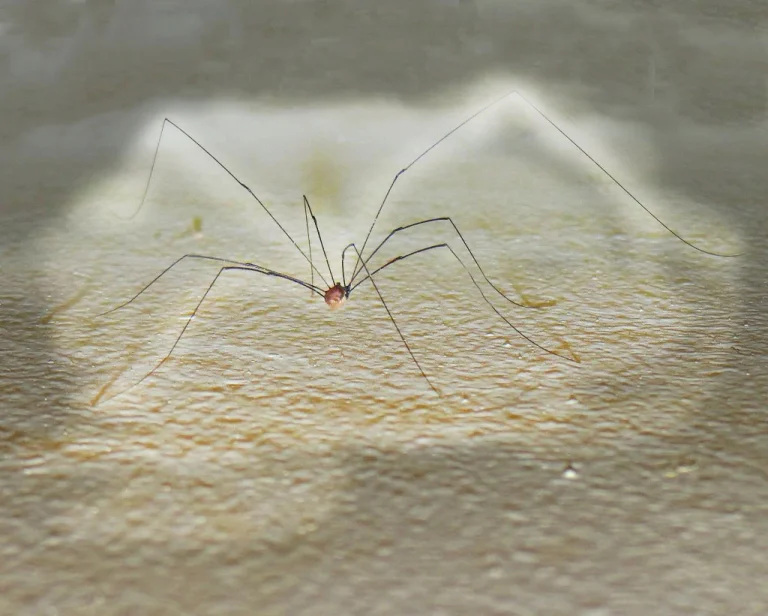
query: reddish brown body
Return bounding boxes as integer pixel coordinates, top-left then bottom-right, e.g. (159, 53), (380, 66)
(324, 283), (346, 310)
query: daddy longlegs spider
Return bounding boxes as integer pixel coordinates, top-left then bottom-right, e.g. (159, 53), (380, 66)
(97, 90), (738, 402)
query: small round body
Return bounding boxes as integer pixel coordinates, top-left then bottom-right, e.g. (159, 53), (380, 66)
(324, 283), (346, 310)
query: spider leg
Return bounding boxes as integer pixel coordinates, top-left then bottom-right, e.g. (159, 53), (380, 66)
(347, 244), (440, 396)
(511, 92), (741, 258)
(303, 195), (336, 284)
(352, 242), (579, 364)
(97, 263), (324, 404)
(351, 89), (737, 279)
(98, 253), (324, 316)
(125, 118), (336, 281)
(349, 217), (538, 309)
(351, 91), (516, 279)
(303, 196), (315, 290)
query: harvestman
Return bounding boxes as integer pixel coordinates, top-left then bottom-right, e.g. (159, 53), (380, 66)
(98, 91), (738, 400)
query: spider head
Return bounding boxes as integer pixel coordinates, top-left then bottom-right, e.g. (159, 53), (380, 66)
(324, 283), (346, 310)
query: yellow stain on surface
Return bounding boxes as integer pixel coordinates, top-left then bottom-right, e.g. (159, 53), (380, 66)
(90, 368), (125, 407)
(40, 286), (91, 324)
(174, 215), (204, 239)
(509, 281), (557, 308)
(302, 146), (345, 212)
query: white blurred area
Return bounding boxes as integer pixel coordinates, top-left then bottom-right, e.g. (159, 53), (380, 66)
(21, 79), (742, 413)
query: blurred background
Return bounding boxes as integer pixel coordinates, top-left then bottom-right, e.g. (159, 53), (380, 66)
(1, 1), (767, 614)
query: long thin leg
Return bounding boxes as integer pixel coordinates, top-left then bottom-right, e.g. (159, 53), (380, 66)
(351, 91), (515, 282)
(513, 92), (741, 258)
(352, 90), (737, 282)
(99, 264), (323, 404)
(126, 118), (334, 283)
(303, 196), (315, 291)
(352, 242), (580, 364)
(340, 241), (359, 291)
(98, 253), (324, 317)
(126, 118), (169, 222)
(341, 242), (352, 289)
(348, 244), (440, 396)
(348, 216), (536, 309)
(303, 195), (336, 284)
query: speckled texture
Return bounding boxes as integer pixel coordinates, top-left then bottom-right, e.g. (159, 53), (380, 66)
(2, 3), (768, 615)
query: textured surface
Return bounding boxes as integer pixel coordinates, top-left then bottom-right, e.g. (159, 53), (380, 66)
(1, 3), (767, 615)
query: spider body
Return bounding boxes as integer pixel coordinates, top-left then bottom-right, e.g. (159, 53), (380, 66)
(324, 283), (347, 310)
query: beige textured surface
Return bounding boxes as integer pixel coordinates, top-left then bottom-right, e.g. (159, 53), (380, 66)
(1, 3), (767, 615)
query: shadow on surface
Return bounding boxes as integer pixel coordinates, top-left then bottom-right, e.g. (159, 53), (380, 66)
(4, 429), (768, 614)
